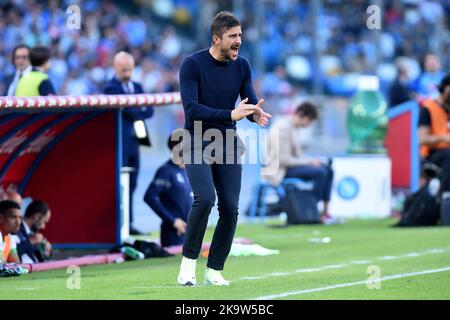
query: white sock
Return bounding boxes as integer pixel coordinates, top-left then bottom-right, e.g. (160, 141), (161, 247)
(180, 256), (196, 272)
(205, 267), (221, 276)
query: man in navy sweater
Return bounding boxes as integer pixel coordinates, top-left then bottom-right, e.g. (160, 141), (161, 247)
(103, 52), (154, 235)
(177, 11), (271, 286)
(144, 134), (193, 247)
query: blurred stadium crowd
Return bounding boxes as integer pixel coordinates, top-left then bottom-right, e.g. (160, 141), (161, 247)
(0, 0), (449, 112)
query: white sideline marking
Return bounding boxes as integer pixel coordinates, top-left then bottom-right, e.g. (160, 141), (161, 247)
(235, 246), (450, 283)
(403, 252), (421, 258)
(350, 260), (373, 265)
(270, 272), (291, 276)
(378, 256), (399, 260)
(322, 264), (347, 269)
(126, 247), (450, 290)
(294, 267), (325, 273)
(424, 249), (445, 254)
(254, 266), (450, 300)
(240, 276), (266, 280)
(131, 284), (207, 289)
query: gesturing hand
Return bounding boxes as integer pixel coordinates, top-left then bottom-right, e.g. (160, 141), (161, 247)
(231, 98), (260, 121)
(173, 218), (187, 236)
(252, 99), (272, 127)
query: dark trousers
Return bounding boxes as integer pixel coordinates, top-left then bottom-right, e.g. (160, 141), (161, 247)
(428, 149), (450, 192)
(182, 162), (242, 270)
(161, 223), (184, 247)
(285, 164), (334, 202)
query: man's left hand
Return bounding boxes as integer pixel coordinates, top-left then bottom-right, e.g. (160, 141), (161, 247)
(252, 99), (272, 126)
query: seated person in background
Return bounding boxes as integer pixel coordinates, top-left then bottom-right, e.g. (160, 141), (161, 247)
(17, 200), (52, 263)
(144, 133), (193, 247)
(419, 74), (450, 193)
(261, 102), (335, 223)
(0, 200), (22, 263)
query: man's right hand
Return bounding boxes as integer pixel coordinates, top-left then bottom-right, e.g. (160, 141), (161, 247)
(173, 218), (187, 236)
(231, 98), (260, 121)
(309, 159), (323, 167)
(44, 240), (52, 258)
(29, 233), (44, 245)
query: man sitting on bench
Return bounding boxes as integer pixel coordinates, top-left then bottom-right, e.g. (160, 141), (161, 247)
(261, 102), (335, 223)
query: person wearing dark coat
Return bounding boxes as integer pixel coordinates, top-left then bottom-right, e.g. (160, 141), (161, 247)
(103, 52), (154, 235)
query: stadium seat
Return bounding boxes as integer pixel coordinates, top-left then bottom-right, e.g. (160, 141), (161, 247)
(248, 177), (313, 223)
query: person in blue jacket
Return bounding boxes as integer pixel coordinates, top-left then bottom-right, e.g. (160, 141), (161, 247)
(144, 133), (193, 247)
(103, 51), (154, 235)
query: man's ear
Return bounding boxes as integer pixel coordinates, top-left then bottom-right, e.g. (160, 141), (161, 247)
(212, 34), (221, 46)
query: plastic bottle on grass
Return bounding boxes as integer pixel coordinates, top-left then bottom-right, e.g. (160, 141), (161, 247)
(120, 246), (145, 260)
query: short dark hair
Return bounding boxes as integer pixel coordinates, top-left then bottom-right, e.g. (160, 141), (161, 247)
(0, 200), (21, 217)
(211, 11), (240, 39)
(12, 44), (30, 64)
(30, 46), (51, 67)
(25, 200), (49, 219)
(295, 102), (319, 120)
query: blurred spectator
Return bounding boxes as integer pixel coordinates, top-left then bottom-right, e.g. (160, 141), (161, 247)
(261, 65), (293, 97)
(418, 74), (450, 192)
(261, 102), (334, 222)
(0, 187), (22, 207)
(389, 61), (414, 107)
(16, 200), (52, 263)
(15, 45), (56, 96)
(414, 54), (446, 99)
(5, 190), (22, 207)
(159, 26), (182, 60)
(103, 51), (154, 235)
(143, 132), (193, 247)
(3, 44), (31, 96)
(0, 200), (22, 264)
(0, 0), (448, 107)
(63, 70), (92, 96)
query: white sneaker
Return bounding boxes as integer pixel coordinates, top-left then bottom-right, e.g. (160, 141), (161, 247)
(177, 256), (197, 286)
(204, 267), (230, 286)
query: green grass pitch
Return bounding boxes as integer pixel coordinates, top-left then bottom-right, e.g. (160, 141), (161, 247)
(2, 218), (450, 300)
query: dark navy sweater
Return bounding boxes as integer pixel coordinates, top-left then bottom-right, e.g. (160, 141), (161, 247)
(179, 48), (258, 133)
(144, 160), (193, 227)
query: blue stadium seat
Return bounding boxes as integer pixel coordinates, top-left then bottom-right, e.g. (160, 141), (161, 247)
(248, 177), (313, 223)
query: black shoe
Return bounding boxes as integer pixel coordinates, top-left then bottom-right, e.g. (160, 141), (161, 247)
(129, 227), (144, 236)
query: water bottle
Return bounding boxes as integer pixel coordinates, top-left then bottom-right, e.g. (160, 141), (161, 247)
(120, 246), (145, 260)
(347, 75), (388, 154)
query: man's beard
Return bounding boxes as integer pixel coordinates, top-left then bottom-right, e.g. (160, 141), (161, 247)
(220, 47), (232, 61)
